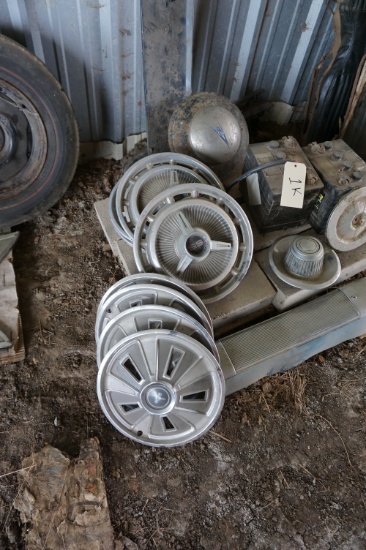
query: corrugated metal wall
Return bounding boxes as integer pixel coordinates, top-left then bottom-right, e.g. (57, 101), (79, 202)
(0, 0), (337, 143)
(0, 0), (146, 142)
(193, 0), (336, 104)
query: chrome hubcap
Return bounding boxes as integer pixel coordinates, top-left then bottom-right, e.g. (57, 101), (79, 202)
(97, 330), (225, 447)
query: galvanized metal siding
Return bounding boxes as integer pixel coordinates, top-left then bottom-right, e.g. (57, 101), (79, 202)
(0, 0), (337, 143)
(0, 0), (146, 142)
(192, 0), (337, 104)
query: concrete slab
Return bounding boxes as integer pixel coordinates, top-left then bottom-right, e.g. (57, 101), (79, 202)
(255, 229), (366, 311)
(96, 195), (366, 321)
(94, 197), (124, 258)
(206, 261), (275, 331)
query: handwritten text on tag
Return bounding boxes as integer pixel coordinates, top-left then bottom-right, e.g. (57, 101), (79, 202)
(280, 161), (306, 209)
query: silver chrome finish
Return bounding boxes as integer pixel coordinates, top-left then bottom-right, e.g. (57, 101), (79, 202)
(108, 184), (133, 244)
(129, 165), (207, 227)
(133, 183), (254, 303)
(326, 187), (366, 251)
(168, 92), (249, 185)
(96, 283), (214, 341)
(97, 273), (212, 332)
(189, 106), (241, 164)
(269, 235), (341, 291)
(119, 164), (208, 243)
(283, 236), (324, 279)
(97, 329), (225, 447)
(145, 199), (239, 291)
(97, 304), (219, 367)
(115, 152), (224, 244)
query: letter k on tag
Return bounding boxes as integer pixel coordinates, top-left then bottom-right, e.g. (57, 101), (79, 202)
(280, 161), (306, 209)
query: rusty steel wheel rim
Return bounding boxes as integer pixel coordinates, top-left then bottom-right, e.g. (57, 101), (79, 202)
(0, 78), (47, 200)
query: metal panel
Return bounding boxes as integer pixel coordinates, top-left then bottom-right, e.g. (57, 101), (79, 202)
(192, 0), (337, 104)
(218, 278), (366, 395)
(0, 0), (146, 142)
(0, 0), (337, 143)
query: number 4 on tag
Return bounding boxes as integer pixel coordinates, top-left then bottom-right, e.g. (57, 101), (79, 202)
(280, 161), (306, 209)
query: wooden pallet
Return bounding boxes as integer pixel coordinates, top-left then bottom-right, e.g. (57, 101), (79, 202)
(94, 196), (366, 335)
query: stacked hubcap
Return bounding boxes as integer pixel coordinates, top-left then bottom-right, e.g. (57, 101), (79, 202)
(109, 153), (253, 303)
(95, 274), (225, 447)
(110, 152), (224, 245)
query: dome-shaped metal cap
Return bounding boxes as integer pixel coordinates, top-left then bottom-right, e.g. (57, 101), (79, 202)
(284, 236), (324, 279)
(168, 92), (249, 185)
(188, 106), (241, 164)
(269, 235), (341, 291)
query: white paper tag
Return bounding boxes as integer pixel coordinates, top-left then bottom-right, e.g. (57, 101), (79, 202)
(246, 173), (261, 205)
(280, 161), (306, 209)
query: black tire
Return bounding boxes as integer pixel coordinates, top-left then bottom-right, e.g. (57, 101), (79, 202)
(0, 34), (79, 229)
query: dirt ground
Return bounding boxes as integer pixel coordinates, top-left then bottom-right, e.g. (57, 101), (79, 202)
(1, 149), (366, 549)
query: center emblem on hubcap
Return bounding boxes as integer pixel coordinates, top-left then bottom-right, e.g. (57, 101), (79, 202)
(146, 386), (171, 410)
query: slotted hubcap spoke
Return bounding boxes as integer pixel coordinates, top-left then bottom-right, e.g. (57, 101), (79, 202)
(210, 240), (232, 251)
(146, 200), (239, 291)
(176, 211), (194, 235)
(97, 330), (225, 447)
(176, 253), (193, 274)
(133, 183), (253, 302)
